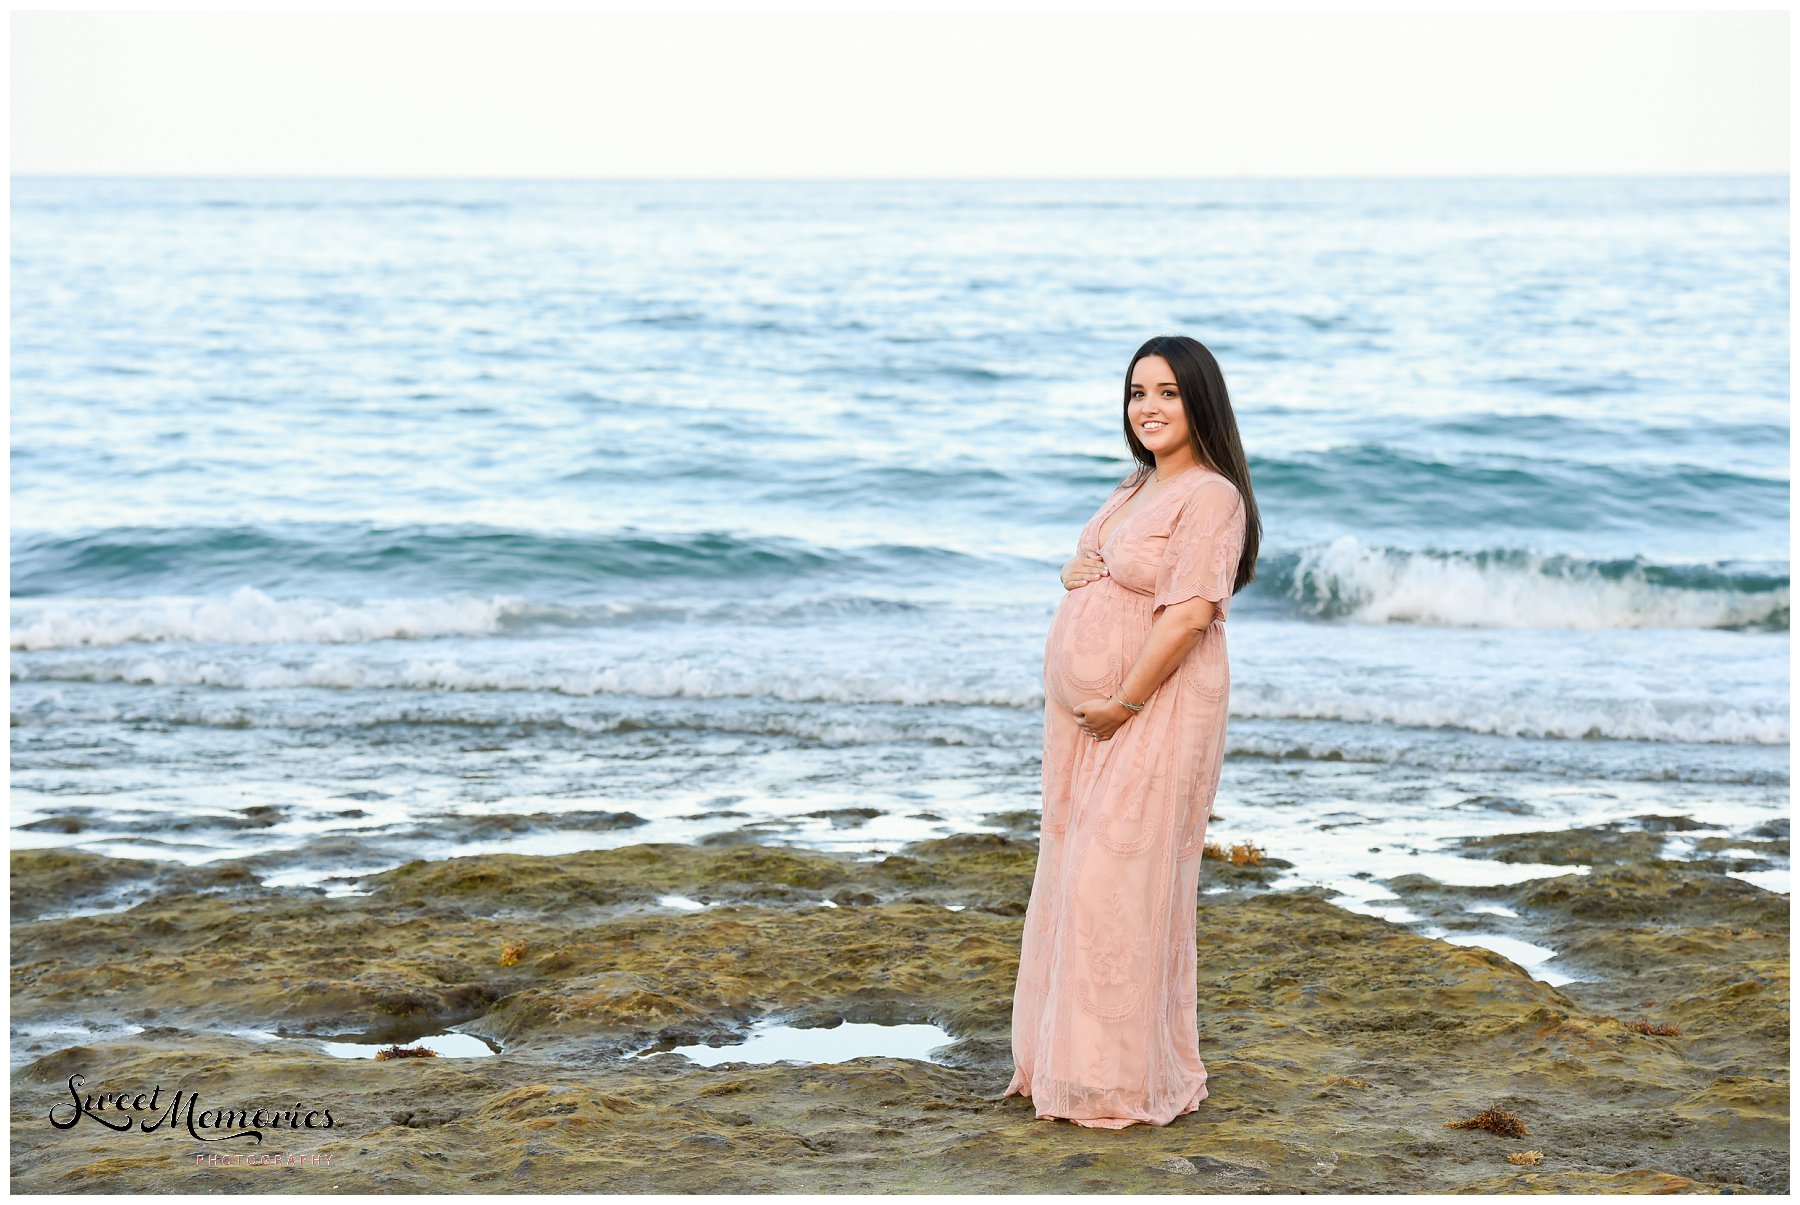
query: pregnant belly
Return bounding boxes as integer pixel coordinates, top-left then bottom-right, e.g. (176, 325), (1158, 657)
(1043, 581), (1152, 711)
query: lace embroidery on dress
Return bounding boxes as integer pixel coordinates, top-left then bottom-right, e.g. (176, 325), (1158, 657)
(1094, 728), (1171, 856)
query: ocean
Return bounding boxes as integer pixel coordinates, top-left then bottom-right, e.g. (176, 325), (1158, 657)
(10, 174), (1789, 916)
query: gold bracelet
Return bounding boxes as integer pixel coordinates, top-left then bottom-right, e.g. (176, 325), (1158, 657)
(1111, 692), (1145, 712)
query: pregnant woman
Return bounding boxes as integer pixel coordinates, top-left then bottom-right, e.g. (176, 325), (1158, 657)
(1002, 334), (1261, 1129)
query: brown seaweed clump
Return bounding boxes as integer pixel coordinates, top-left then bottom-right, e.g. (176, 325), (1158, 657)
(1507, 1151), (1545, 1166)
(1205, 839), (1266, 866)
(373, 1044), (439, 1060)
(1623, 1019), (1683, 1036)
(1447, 1105), (1530, 1138)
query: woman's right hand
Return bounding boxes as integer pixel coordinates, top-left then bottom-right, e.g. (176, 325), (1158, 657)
(1061, 548), (1108, 590)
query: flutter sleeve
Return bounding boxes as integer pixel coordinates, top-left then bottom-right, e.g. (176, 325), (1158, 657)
(1153, 478), (1246, 622)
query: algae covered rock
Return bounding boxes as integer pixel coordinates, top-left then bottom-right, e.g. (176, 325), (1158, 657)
(8, 830), (1784, 1194)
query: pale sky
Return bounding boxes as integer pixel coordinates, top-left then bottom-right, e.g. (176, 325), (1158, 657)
(9, 5), (1790, 178)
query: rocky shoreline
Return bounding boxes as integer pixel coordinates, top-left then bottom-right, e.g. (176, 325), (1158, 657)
(10, 811), (1788, 1193)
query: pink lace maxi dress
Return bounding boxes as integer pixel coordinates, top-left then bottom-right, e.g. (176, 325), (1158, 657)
(1003, 465), (1247, 1129)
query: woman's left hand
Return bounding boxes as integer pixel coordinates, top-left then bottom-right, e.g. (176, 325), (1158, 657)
(1072, 697), (1131, 741)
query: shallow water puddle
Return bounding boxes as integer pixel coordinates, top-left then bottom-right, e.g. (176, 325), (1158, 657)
(316, 1032), (499, 1059)
(14, 1022), (499, 1065)
(635, 1018), (956, 1066)
(1424, 928), (1580, 985)
(10, 1021), (147, 1067)
(1727, 866), (1789, 895)
(243, 1029), (500, 1058)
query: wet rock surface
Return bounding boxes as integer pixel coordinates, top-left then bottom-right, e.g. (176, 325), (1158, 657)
(10, 827), (1786, 1192)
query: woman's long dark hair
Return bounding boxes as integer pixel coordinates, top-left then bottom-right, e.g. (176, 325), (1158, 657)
(1122, 334), (1260, 596)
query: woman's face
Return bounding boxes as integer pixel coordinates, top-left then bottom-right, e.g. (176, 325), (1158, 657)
(1128, 355), (1191, 460)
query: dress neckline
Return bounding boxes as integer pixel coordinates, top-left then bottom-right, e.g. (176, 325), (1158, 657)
(1094, 465), (1212, 548)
